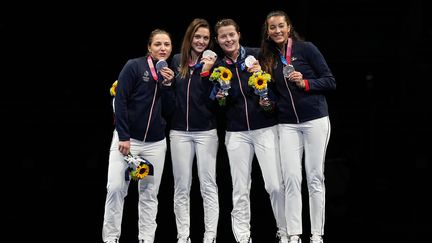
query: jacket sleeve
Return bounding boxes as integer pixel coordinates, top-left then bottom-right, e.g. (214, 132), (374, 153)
(114, 59), (137, 141)
(304, 42), (336, 92)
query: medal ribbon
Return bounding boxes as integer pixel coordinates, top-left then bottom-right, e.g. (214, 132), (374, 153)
(286, 37), (292, 65)
(224, 46), (247, 70)
(147, 55), (159, 81)
(279, 38), (292, 65)
(189, 58), (202, 72)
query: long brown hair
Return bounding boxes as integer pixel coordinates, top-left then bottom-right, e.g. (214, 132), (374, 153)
(179, 18), (212, 78)
(259, 10), (302, 76)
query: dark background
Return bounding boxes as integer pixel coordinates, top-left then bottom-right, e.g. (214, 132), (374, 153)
(2, 0), (428, 242)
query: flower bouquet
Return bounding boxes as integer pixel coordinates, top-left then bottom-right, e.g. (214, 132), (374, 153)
(209, 66), (232, 106)
(110, 80), (118, 113)
(248, 70), (272, 111)
(124, 153), (154, 181)
(110, 80), (118, 96)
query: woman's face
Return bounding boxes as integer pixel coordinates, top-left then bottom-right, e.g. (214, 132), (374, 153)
(191, 27), (210, 55)
(216, 25), (240, 56)
(267, 16), (290, 45)
(148, 33), (172, 61)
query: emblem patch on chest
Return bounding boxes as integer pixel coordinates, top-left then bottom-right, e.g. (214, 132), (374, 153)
(142, 71), (150, 82)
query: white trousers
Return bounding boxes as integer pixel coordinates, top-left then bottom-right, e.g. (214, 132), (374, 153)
(225, 125), (286, 242)
(278, 116), (331, 236)
(102, 130), (167, 243)
(169, 129), (219, 240)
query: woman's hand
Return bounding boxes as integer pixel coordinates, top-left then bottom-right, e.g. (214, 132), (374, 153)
(215, 89), (225, 100)
(200, 55), (217, 73)
(160, 67), (175, 86)
(287, 71), (305, 89)
(259, 97), (271, 107)
(247, 60), (261, 73)
(118, 140), (131, 156)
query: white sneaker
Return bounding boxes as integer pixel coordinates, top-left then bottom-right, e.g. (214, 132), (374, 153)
(288, 235), (301, 243)
(238, 237), (252, 243)
(310, 235), (323, 243)
(203, 236), (216, 243)
(178, 237), (191, 243)
(138, 240), (151, 243)
(276, 232), (289, 243)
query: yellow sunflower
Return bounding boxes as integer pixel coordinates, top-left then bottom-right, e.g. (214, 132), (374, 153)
(248, 71), (271, 90)
(254, 75), (268, 90)
(209, 66), (233, 84)
(131, 163), (150, 180)
(110, 80), (118, 96)
(219, 67), (232, 83)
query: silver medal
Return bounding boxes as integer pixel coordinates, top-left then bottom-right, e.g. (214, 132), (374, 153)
(202, 49), (217, 59)
(283, 64), (295, 77)
(156, 59), (168, 72)
(245, 55), (257, 68)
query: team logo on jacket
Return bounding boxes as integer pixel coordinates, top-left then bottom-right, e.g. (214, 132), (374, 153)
(240, 61), (246, 71)
(142, 71), (150, 82)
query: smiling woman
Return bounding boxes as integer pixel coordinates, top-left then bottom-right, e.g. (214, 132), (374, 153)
(8, 2), (413, 243)
(165, 18), (221, 243)
(212, 17), (287, 243)
(259, 10), (336, 243)
(101, 28), (175, 243)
